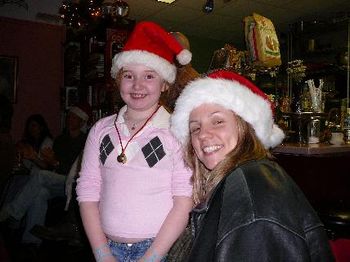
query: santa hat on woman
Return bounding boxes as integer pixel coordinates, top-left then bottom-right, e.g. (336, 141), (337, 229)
(111, 21), (192, 84)
(171, 70), (285, 149)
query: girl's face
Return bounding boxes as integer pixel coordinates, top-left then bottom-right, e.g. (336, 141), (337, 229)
(119, 64), (167, 113)
(189, 103), (240, 170)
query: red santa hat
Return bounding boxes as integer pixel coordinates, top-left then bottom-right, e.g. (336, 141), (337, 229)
(171, 70), (285, 149)
(111, 21), (192, 84)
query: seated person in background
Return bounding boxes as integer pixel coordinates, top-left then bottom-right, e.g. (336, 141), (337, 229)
(0, 104), (90, 247)
(0, 95), (15, 192)
(170, 70), (334, 261)
(2, 114), (54, 206)
(30, 152), (87, 246)
(17, 114), (53, 172)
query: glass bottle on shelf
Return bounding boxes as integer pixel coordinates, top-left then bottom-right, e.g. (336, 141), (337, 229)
(300, 84), (311, 112)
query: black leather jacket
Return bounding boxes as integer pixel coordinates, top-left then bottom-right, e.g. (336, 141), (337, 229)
(188, 159), (334, 262)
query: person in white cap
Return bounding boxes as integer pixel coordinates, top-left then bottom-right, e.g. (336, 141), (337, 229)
(171, 70), (334, 261)
(0, 104), (89, 249)
(76, 21), (193, 262)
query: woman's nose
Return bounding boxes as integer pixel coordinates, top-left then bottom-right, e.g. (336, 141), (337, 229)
(198, 125), (212, 140)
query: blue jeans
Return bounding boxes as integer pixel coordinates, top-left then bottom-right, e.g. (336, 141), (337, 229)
(6, 169), (66, 244)
(108, 238), (167, 262)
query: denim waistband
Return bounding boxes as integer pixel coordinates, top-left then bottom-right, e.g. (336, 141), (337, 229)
(108, 237), (154, 247)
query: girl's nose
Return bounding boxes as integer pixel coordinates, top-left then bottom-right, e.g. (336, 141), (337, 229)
(132, 77), (143, 90)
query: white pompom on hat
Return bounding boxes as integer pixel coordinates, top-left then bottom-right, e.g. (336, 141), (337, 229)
(111, 21), (192, 84)
(171, 70), (285, 149)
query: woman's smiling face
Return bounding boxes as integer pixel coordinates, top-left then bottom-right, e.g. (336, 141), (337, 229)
(189, 103), (239, 170)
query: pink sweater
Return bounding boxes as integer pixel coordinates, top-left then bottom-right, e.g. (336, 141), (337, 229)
(76, 106), (192, 239)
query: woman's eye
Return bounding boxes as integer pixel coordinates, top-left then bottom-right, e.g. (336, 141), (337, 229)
(214, 120), (224, 125)
(190, 127), (200, 134)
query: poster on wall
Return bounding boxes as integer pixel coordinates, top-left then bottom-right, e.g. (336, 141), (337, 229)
(0, 55), (18, 103)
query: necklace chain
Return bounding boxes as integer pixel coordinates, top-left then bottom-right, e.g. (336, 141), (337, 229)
(124, 115), (145, 130)
(114, 105), (161, 164)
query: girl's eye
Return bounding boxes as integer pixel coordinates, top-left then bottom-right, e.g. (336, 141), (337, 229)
(122, 72), (133, 79)
(145, 73), (155, 80)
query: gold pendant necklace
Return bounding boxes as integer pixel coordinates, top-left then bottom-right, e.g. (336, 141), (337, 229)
(117, 153), (127, 164)
(114, 105), (161, 164)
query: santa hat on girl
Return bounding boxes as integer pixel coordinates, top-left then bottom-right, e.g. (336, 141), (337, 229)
(111, 21), (192, 84)
(171, 70), (285, 149)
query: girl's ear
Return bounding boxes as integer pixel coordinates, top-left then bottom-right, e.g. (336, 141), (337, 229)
(161, 82), (170, 92)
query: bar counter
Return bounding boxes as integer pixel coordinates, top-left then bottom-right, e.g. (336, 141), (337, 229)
(273, 143), (350, 157)
(272, 142), (350, 211)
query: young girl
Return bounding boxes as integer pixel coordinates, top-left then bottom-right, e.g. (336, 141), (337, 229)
(76, 21), (193, 262)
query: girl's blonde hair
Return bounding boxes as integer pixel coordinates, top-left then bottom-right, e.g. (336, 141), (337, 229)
(185, 114), (272, 205)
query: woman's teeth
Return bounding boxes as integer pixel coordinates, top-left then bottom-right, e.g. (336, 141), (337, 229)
(203, 145), (222, 153)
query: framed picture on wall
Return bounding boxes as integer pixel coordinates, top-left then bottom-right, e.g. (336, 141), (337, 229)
(0, 55), (18, 103)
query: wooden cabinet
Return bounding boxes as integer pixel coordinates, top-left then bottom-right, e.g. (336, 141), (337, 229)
(288, 18), (349, 110)
(63, 19), (135, 124)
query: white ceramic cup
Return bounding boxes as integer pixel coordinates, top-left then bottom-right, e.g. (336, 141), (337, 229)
(330, 132), (344, 145)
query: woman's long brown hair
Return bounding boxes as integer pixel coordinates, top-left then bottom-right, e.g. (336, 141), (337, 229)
(185, 114), (272, 205)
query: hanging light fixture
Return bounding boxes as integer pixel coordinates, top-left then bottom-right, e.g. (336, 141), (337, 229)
(203, 0), (214, 13)
(156, 0), (176, 3)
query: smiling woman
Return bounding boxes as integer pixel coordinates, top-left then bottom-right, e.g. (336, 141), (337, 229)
(171, 69), (334, 261)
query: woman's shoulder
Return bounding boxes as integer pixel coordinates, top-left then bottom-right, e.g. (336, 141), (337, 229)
(224, 159), (319, 233)
(229, 159), (293, 198)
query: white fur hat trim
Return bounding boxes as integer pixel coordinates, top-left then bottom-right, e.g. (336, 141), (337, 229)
(171, 77), (285, 149)
(111, 50), (177, 83)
